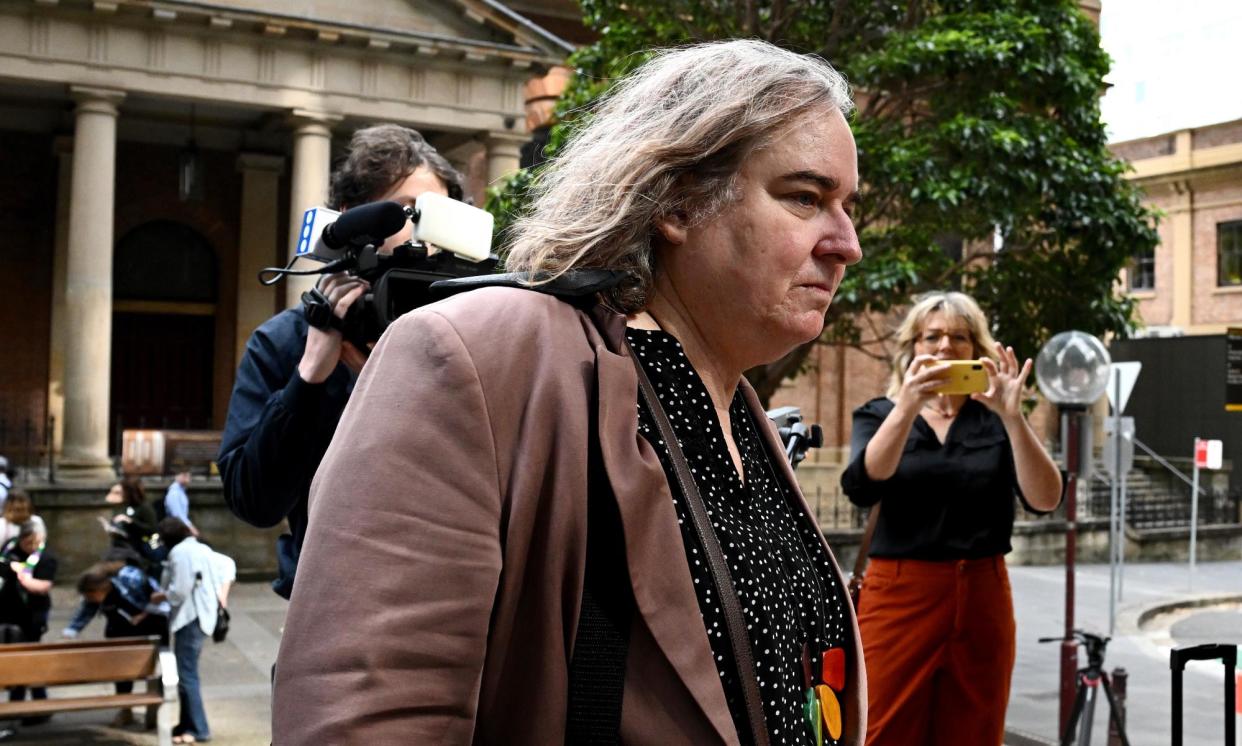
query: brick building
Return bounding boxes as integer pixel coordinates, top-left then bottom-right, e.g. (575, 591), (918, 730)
(1114, 119), (1242, 334)
(1105, 118), (1242, 486)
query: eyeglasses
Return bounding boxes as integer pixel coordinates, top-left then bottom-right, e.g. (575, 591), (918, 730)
(918, 330), (972, 346)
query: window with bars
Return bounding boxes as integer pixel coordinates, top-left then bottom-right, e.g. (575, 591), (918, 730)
(1218, 220), (1242, 287)
(1129, 244), (1155, 290)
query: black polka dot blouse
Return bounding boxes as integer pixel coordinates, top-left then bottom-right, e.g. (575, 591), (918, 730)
(627, 328), (850, 745)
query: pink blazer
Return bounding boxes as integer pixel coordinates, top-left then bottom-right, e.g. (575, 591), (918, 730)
(273, 287), (866, 744)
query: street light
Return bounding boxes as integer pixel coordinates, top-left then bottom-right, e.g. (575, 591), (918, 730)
(1035, 331), (1111, 736)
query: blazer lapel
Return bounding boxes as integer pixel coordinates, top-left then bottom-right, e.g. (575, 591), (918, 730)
(589, 314), (739, 745)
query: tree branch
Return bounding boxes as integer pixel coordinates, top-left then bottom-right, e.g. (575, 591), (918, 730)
(745, 339), (816, 407)
(820, 0), (850, 59)
(861, 311), (897, 363)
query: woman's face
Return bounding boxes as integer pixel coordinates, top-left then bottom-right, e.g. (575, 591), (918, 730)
(365, 166), (449, 254)
(84, 587), (109, 604)
(105, 484), (124, 504)
(914, 310), (976, 361)
(653, 107), (862, 367)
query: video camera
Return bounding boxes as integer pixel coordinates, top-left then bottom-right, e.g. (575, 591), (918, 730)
(261, 193), (498, 352)
(767, 406), (824, 470)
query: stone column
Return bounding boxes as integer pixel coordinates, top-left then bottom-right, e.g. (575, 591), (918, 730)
(484, 132), (526, 186)
(47, 136), (73, 459)
(236, 153), (285, 362)
(59, 86), (125, 482)
(285, 110), (340, 307)
(1170, 179), (1194, 329)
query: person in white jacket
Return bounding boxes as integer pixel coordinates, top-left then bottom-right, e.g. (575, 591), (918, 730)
(156, 518), (229, 744)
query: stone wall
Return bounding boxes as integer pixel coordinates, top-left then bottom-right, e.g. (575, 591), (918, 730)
(825, 518), (1242, 572)
(22, 481), (283, 583)
(25, 477), (1240, 585)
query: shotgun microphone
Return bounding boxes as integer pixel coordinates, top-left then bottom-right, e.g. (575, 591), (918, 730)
(296, 201), (409, 261)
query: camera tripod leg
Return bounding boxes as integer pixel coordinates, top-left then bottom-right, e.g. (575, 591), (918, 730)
(1099, 675), (1131, 746)
(1078, 682), (1098, 746)
(1061, 677), (1091, 746)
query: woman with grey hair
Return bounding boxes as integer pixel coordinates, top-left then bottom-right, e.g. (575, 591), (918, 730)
(276, 39), (865, 744)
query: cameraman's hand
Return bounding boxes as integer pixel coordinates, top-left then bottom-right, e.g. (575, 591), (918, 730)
(298, 273), (369, 384)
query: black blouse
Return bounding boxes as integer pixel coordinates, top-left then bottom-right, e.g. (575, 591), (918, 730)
(841, 397), (1053, 560)
(628, 329), (849, 746)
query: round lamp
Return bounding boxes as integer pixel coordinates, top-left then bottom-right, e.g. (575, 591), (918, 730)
(1035, 331), (1111, 406)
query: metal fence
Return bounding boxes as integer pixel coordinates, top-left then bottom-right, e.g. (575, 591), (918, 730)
(806, 466), (1240, 533)
(1085, 467), (1241, 530)
(804, 484), (870, 531)
(0, 416), (50, 475)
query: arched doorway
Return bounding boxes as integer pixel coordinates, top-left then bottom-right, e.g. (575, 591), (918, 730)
(109, 221), (218, 453)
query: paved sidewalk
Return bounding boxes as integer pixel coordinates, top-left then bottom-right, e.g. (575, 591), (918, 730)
(3, 582), (284, 745)
(1006, 560), (1242, 746)
(5, 562), (1239, 744)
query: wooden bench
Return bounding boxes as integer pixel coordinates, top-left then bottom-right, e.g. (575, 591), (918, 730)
(0, 636), (175, 745)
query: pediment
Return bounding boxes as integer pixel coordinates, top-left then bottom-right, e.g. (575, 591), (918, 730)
(206, 0), (572, 57)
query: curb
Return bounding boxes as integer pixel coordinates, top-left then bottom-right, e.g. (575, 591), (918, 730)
(1115, 593), (1242, 637)
(1004, 727), (1057, 746)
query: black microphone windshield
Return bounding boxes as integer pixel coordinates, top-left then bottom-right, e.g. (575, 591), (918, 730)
(323, 201), (408, 249)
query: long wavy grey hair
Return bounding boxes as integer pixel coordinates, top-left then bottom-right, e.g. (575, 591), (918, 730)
(504, 39), (854, 313)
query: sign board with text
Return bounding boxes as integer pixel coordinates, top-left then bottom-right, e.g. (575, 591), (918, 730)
(1227, 328), (1242, 411)
(121, 429), (221, 476)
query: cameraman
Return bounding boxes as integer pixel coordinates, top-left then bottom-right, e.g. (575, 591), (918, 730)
(217, 124), (464, 598)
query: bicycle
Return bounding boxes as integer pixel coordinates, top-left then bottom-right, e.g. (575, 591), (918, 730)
(1038, 630), (1131, 746)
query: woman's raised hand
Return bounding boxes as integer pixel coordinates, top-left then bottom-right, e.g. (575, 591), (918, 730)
(973, 343), (1032, 424)
(894, 354), (950, 416)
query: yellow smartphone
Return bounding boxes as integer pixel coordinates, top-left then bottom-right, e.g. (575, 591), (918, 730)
(930, 360), (989, 395)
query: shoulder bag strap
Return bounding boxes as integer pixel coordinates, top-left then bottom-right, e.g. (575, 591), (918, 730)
(849, 402), (890, 602)
(628, 342), (771, 746)
(849, 508), (879, 600)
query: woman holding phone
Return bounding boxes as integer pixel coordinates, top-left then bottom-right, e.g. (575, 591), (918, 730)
(840, 291), (1062, 746)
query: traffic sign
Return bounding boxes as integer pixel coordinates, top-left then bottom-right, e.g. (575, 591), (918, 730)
(1194, 438), (1223, 470)
(1107, 362), (1142, 414)
(1102, 417), (1135, 477)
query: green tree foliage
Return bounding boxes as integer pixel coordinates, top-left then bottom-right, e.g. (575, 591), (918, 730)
(487, 0), (1159, 403)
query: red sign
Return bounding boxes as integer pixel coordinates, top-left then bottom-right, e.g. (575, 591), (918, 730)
(1194, 438), (1223, 470)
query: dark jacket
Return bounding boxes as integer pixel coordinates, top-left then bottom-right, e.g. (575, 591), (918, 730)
(66, 564), (167, 642)
(217, 307), (355, 597)
(0, 539), (57, 640)
(273, 288), (866, 744)
(116, 502), (159, 550)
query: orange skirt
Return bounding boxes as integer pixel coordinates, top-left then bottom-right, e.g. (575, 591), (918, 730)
(858, 555), (1016, 746)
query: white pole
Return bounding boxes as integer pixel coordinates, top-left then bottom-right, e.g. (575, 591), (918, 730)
(1189, 440), (1200, 590)
(1119, 460), (1128, 602)
(1109, 373), (1121, 635)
